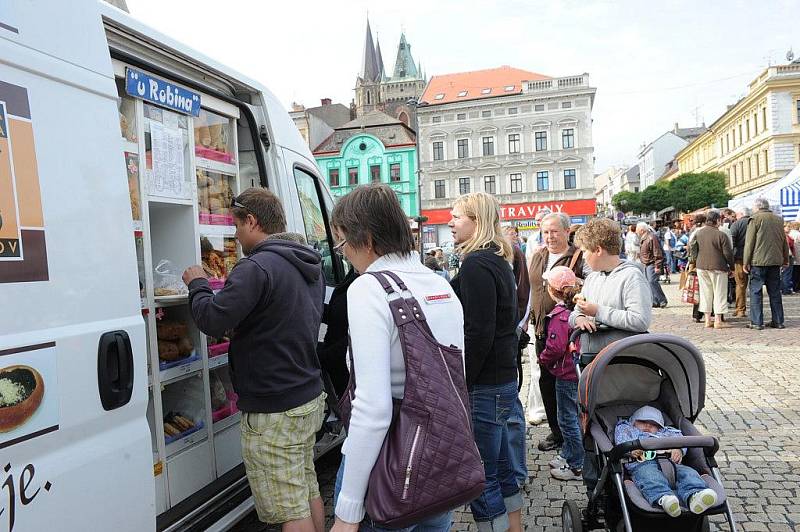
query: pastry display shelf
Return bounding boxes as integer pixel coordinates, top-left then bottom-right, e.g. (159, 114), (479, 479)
(154, 295), (189, 308)
(160, 359), (204, 386)
(213, 411), (240, 434)
(199, 224), (236, 237)
(195, 156), (237, 176)
(123, 139), (139, 154)
(208, 353), (229, 370)
(165, 423), (208, 458)
(148, 196), (195, 207)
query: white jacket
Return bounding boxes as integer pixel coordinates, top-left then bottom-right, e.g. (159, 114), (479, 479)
(335, 252), (465, 524)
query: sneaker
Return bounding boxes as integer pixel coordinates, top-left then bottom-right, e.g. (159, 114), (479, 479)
(768, 322), (786, 329)
(689, 488), (718, 514)
(526, 414), (546, 426)
(748, 323), (764, 330)
(548, 454), (567, 469)
(550, 464), (582, 481)
(537, 435), (562, 452)
(659, 494), (681, 517)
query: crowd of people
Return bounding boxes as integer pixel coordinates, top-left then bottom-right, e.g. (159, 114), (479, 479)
(178, 183), (791, 532)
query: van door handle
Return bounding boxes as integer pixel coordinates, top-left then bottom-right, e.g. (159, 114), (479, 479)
(97, 331), (134, 411)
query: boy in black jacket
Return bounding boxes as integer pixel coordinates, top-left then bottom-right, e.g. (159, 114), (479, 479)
(183, 188), (326, 531)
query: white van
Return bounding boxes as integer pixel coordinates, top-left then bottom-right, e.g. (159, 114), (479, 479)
(0, 2), (347, 530)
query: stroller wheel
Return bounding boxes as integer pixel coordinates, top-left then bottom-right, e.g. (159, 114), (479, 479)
(561, 500), (584, 532)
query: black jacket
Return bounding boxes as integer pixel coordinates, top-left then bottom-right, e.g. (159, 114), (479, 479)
(729, 216), (750, 261)
(451, 246), (518, 388)
(189, 235), (325, 413)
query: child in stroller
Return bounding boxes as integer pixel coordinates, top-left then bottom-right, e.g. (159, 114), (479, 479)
(614, 406), (718, 517)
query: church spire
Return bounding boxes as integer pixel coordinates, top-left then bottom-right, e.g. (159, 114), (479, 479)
(375, 37), (385, 80)
(392, 32), (419, 79)
(359, 19), (380, 82)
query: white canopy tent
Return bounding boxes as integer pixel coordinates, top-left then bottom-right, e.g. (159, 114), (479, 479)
(728, 163), (800, 220)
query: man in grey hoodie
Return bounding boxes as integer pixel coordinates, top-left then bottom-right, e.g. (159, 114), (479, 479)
(568, 218), (652, 496)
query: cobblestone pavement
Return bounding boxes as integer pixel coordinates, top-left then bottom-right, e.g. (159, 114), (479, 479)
(235, 282), (800, 532)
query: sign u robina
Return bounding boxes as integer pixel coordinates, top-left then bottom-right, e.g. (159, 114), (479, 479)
(125, 67), (201, 117)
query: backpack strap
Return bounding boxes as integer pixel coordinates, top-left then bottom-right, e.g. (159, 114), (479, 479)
(366, 271), (434, 336)
(568, 248), (583, 273)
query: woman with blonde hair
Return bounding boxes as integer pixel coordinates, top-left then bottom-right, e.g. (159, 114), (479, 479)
(449, 192), (524, 532)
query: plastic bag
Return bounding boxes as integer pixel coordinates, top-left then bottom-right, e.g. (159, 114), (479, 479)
(154, 259), (188, 297)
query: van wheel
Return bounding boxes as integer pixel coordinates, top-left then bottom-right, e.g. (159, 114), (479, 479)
(562, 500), (584, 532)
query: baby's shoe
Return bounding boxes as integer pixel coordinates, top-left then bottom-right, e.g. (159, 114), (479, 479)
(658, 494), (681, 517)
(689, 488), (718, 514)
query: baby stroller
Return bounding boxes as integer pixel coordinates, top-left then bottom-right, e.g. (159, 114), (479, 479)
(562, 333), (737, 532)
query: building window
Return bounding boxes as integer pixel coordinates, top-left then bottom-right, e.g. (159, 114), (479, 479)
(482, 136), (494, 156)
(746, 119), (751, 141)
(755, 153), (760, 176)
(764, 149), (769, 172)
(719, 138), (723, 155)
(484, 175), (496, 194)
(459, 177), (470, 194)
(508, 107), (518, 115)
(457, 90), (468, 97)
(562, 101), (572, 109)
(535, 131), (547, 151)
(726, 134), (730, 153)
(432, 141), (444, 161)
(535, 104), (545, 112)
(763, 107), (767, 131)
(434, 179), (445, 199)
(562, 128), (574, 149)
(536, 171), (549, 191)
(508, 133), (520, 153)
(370, 164), (381, 183)
(510, 173), (523, 193)
(738, 124), (743, 145)
(457, 139), (469, 158)
(432, 116), (441, 123)
(564, 169), (577, 189)
(329, 168), (339, 187)
(482, 110), (492, 117)
(481, 88), (492, 95)
(434, 93), (444, 100)
(390, 163), (401, 182)
(754, 112), (758, 135)
(348, 167), (358, 185)
(457, 113), (466, 120)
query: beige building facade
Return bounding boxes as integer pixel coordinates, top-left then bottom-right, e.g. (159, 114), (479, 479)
(675, 64), (800, 197)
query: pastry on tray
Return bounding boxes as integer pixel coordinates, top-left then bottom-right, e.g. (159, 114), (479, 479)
(0, 365), (45, 433)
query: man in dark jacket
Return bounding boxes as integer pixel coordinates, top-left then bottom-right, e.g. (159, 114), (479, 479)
(729, 206), (751, 316)
(182, 188), (326, 530)
(528, 213), (589, 452)
(743, 198), (790, 330)
(637, 222), (668, 307)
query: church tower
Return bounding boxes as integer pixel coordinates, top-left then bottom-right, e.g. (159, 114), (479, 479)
(354, 19), (383, 117)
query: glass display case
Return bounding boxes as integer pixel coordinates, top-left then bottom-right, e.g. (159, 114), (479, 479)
(155, 307), (199, 373)
(197, 169), (235, 225)
(161, 375), (207, 455)
(209, 366), (238, 426)
(194, 109), (235, 164)
(200, 235), (237, 291)
(116, 78), (138, 144)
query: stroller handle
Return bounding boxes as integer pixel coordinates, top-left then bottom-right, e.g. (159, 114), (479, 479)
(609, 435), (720, 461)
(569, 324), (611, 344)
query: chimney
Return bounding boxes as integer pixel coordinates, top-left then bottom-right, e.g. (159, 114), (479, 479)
(321, 98), (332, 106)
(674, 122), (679, 132)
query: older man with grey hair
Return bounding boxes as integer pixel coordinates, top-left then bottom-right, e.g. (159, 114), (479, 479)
(636, 221), (668, 307)
(527, 211), (590, 453)
(744, 198), (790, 329)
(729, 205), (752, 316)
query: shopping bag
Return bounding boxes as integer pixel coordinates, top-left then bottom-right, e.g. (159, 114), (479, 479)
(682, 274), (699, 305)
(679, 270), (688, 290)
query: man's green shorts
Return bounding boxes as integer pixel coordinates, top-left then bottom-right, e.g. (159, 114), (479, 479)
(240, 392), (326, 524)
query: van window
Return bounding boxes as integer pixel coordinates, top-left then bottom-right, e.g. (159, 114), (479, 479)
(236, 109), (262, 189)
(293, 166), (341, 284)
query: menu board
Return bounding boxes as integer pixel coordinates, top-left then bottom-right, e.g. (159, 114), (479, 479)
(148, 121), (186, 199)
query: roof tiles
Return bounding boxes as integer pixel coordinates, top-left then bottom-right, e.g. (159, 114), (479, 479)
(420, 65), (551, 106)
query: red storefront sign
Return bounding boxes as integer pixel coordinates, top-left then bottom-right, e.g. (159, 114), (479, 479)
(423, 199), (597, 224)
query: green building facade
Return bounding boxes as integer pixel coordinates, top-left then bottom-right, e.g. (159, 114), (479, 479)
(313, 111), (419, 217)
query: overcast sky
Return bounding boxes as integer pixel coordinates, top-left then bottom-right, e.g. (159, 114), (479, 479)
(128, 0), (796, 171)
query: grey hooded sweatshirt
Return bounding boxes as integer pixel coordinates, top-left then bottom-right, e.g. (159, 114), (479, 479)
(569, 260), (652, 355)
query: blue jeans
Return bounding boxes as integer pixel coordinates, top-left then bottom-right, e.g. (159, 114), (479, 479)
(555, 379), (584, 470)
(469, 381), (523, 529)
(333, 457), (453, 531)
(646, 264), (668, 306)
(749, 265), (784, 326)
(630, 460), (709, 506)
(781, 264), (794, 294)
(505, 395), (528, 488)
(664, 250), (675, 274)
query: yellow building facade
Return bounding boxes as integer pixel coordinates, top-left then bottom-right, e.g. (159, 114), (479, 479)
(674, 64), (800, 197)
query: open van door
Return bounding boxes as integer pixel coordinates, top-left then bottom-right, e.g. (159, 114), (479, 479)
(0, 2), (153, 530)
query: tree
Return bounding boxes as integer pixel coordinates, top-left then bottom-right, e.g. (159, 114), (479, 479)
(612, 190), (642, 214)
(668, 172), (730, 212)
(640, 182), (671, 213)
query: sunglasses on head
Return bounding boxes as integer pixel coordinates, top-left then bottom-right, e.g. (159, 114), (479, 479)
(231, 196), (252, 213)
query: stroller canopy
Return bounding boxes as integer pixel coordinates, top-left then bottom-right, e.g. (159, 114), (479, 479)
(579, 333), (706, 423)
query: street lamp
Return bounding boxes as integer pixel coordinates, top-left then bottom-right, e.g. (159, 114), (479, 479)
(408, 97), (428, 259)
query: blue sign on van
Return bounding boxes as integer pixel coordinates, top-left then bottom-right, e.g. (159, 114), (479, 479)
(125, 68), (201, 117)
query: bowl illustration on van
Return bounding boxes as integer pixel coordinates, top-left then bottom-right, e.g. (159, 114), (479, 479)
(0, 365), (44, 432)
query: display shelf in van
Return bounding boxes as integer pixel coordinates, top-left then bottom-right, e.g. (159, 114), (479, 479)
(212, 410), (240, 434)
(198, 224), (236, 237)
(195, 155), (237, 175)
(154, 294), (189, 308)
(147, 196), (195, 207)
(165, 422), (207, 457)
(160, 357), (203, 386)
(208, 352), (229, 370)
(123, 139), (139, 154)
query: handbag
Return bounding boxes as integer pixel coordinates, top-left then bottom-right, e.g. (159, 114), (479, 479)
(338, 271), (485, 528)
(682, 273), (700, 305)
